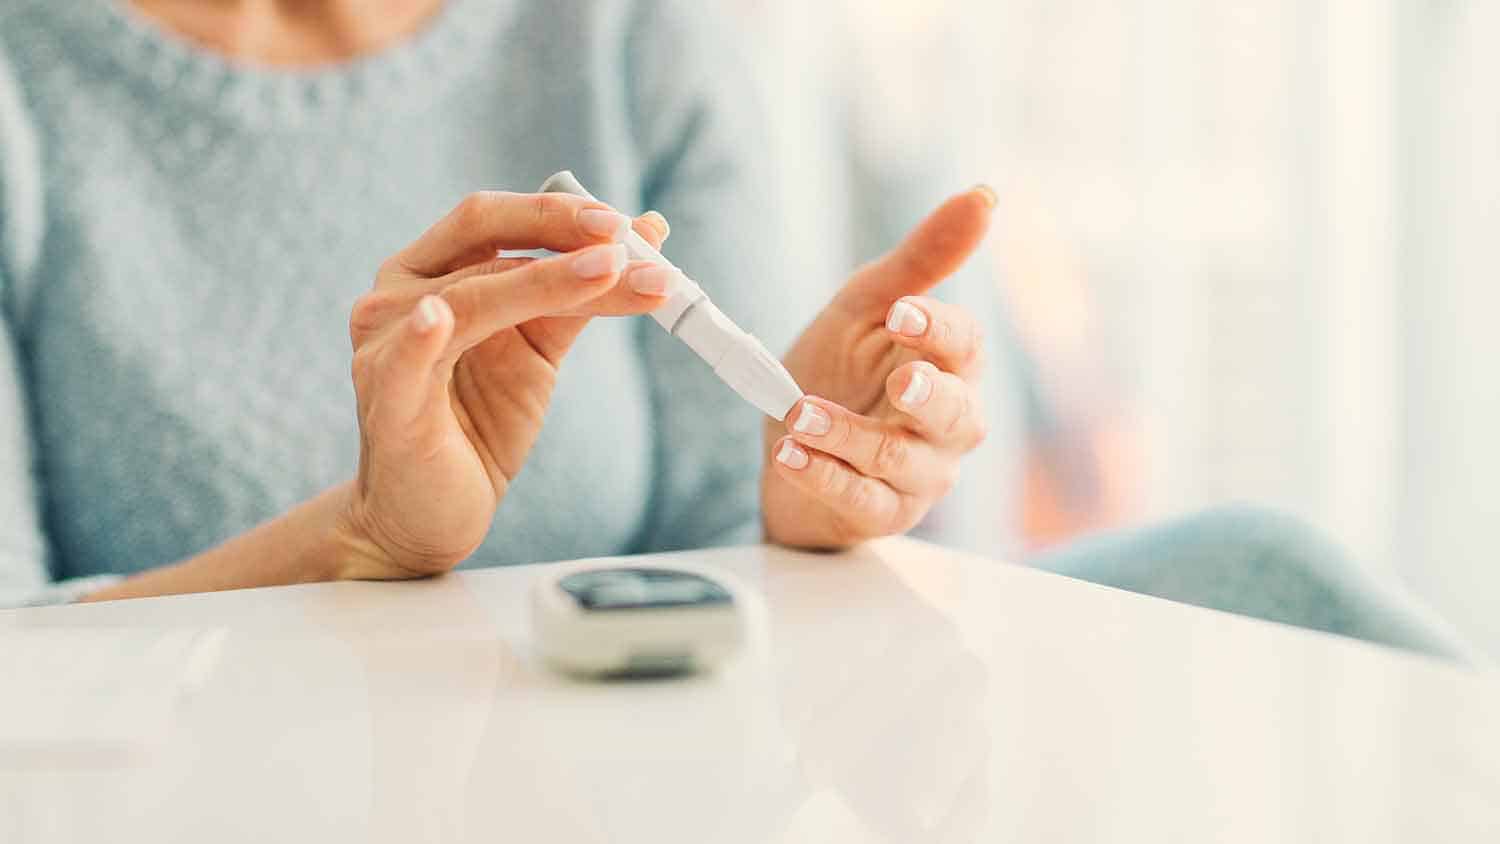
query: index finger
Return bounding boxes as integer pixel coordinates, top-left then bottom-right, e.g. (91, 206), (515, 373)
(396, 191), (632, 277)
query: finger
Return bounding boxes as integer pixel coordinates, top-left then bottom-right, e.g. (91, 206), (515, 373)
(546, 212), (677, 315)
(886, 361), (987, 450)
(373, 255), (535, 299)
(352, 257), (536, 347)
(377, 253), (669, 334)
(784, 397), (952, 496)
(397, 191), (631, 277)
(442, 253), (674, 317)
(360, 295), (454, 429)
(440, 243), (627, 353)
(882, 295), (985, 379)
(770, 436), (904, 536)
(514, 315), (592, 366)
(633, 211), (670, 251)
(552, 260), (679, 317)
(437, 255), (535, 285)
(838, 186), (996, 315)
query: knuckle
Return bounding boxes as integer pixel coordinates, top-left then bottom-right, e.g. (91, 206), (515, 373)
(871, 432), (910, 478)
(824, 410), (853, 453)
(464, 257), (508, 279)
(943, 389), (973, 440)
(843, 477), (875, 515)
(970, 415), (990, 449)
(348, 291), (394, 344)
(438, 284), (478, 329)
(349, 344), (380, 387)
(449, 254), (516, 282)
(967, 396), (990, 448)
(454, 191), (495, 227)
(812, 459), (844, 499)
(528, 193), (550, 228)
(932, 315), (955, 349)
(376, 255), (407, 281)
(533, 192), (572, 230)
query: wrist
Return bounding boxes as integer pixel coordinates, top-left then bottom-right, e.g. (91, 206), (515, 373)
(78, 482), (396, 602)
(326, 481), (405, 581)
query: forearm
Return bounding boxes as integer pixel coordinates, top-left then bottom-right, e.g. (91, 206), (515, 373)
(80, 481), (381, 602)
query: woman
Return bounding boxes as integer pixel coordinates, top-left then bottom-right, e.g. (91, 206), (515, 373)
(0, 1), (1478, 663)
(0, 0), (989, 600)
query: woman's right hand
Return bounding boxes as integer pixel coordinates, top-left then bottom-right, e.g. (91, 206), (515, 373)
(334, 191), (674, 580)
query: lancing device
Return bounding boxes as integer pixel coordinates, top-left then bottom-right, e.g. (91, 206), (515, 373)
(540, 171), (805, 421)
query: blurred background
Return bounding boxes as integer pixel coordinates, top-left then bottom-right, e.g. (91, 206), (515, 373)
(724, 0), (1500, 658)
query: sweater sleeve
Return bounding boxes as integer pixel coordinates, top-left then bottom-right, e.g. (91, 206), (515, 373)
(0, 313), (117, 607)
(621, 0), (820, 552)
(0, 292), (53, 604)
(0, 47), (119, 607)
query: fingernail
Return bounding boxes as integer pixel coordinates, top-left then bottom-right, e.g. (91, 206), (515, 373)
(414, 295), (443, 331)
(776, 440), (810, 470)
(886, 300), (928, 337)
(627, 265), (678, 296)
(573, 244), (627, 279)
(792, 402), (831, 436)
(974, 184), (998, 208)
(644, 210), (670, 239)
(578, 208), (630, 240)
(900, 368), (932, 408)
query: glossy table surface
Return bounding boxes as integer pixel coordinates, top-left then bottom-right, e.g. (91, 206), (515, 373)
(3, 538), (1498, 842)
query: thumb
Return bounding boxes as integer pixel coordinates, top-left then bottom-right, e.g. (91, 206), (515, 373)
(369, 295), (455, 429)
(838, 186), (996, 316)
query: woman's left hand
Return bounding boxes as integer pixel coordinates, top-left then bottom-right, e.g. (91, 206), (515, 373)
(763, 187), (996, 549)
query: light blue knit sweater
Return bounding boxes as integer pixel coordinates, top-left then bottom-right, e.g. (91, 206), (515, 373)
(0, 0), (809, 603)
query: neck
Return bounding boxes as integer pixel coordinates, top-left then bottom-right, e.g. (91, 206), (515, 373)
(130, 0), (447, 66)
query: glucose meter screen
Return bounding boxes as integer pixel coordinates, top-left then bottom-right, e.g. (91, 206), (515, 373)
(559, 568), (732, 611)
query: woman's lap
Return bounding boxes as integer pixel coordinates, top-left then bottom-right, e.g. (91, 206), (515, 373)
(1028, 505), (1483, 665)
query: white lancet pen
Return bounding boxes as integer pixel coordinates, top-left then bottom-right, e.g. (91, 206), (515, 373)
(540, 171), (805, 421)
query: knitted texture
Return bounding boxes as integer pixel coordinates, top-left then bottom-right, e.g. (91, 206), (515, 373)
(0, 0), (790, 599)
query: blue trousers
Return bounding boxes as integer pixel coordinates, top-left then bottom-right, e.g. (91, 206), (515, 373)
(1028, 506), (1486, 666)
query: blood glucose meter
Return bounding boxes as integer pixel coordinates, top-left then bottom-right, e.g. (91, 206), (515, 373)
(530, 565), (747, 678)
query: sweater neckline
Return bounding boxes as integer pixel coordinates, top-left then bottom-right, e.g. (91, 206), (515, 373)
(66, 0), (510, 126)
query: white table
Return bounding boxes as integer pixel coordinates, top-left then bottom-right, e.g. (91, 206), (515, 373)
(3, 538), (1498, 842)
